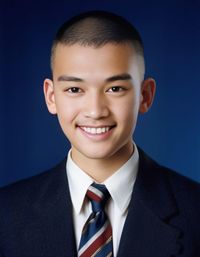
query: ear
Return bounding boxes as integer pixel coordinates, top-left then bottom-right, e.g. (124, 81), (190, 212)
(43, 79), (57, 115)
(139, 78), (156, 114)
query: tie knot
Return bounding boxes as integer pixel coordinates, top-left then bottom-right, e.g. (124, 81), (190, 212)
(87, 183), (110, 212)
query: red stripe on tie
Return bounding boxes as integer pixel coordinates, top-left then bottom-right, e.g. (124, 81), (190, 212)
(87, 190), (102, 202)
(80, 224), (112, 257)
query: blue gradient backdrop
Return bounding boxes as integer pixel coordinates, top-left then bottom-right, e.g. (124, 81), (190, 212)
(1, 0), (200, 187)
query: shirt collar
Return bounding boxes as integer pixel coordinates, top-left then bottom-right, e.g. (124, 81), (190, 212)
(67, 154), (93, 214)
(104, 144), (139, 213)
(66, 143), (139, 215)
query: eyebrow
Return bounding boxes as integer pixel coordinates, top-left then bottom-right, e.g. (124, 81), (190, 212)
(57, 73), (132, 83)
(57, 75), (83, 82)
(105, 73), (132, 82)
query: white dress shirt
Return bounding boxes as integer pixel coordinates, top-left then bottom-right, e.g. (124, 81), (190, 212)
(66, 143), (139, 257)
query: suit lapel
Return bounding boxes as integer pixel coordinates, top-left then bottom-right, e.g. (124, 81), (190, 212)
(32, 159), (77, 257)
(117, 149), (182, 257)
(29, 149), (182, 257)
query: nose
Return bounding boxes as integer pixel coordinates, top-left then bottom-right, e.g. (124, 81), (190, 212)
(83, 92), (109, 119)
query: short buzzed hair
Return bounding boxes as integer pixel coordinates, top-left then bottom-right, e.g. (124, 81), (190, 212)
(51, 10), (144, 70)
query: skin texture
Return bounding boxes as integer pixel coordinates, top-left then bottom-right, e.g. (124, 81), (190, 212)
(44, 43), (156, 182)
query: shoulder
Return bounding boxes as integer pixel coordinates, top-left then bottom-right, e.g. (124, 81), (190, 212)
(161, 164), (200, 210)
(0, 157), (67, 208)
(138, 147), (200, 188)
(138, 148), (200, 246)
(153, 154), (200, 203)
(138, 147), (200, 208)
(136, 148), (200, 255)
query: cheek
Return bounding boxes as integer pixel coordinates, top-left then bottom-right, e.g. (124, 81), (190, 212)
(121, 106), (135, 126)
(117, 96), (139, 123)
(55, 96), (79, 124)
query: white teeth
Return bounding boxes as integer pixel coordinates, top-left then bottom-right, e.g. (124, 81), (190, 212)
(97, 128), (102, 134)
(91, 128), (96, 134)
(82, 127), (111, 134)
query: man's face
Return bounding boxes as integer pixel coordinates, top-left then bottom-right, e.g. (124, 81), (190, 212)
(44, 43), (155, 166)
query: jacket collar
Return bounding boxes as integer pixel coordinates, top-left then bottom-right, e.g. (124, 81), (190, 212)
(32, 158), (77, 257)
(32, 149), (182, 257)
(117, 148), (182, 257)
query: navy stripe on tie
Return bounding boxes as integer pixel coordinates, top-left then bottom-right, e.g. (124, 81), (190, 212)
(78, 183), (113, 257)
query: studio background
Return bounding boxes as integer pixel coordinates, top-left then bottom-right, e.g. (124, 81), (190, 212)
(1, 0), (200, 187)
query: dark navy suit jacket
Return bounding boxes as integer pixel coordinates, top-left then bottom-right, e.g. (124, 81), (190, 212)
(0, 149), (200, 257)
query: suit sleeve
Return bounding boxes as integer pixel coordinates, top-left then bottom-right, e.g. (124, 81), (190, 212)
(0, 249), (4, 257)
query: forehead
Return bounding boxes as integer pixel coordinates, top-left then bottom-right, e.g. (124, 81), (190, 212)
(54, 43), (135, 65)
(52, 43), (144, 82)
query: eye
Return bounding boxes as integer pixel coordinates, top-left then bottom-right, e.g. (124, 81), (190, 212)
(66, 87), (82, 93)
(107, 86), (124, 92)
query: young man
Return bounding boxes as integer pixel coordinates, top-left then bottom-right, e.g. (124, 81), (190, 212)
(0, 10), (200, 257)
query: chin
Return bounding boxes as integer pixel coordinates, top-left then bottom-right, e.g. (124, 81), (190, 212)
(83, 152), (110, 160)
(80, 146), (119, 160)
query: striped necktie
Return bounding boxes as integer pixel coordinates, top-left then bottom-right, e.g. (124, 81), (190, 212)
(78, 183), (113, 257)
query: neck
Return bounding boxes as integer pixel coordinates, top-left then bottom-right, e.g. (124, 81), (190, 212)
(71, 142), (134, 183)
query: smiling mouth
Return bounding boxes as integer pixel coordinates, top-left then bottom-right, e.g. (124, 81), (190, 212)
(79, 126), (115, 135)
